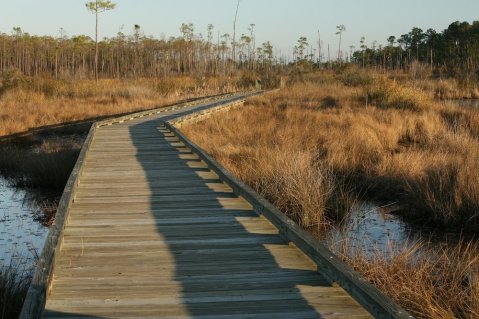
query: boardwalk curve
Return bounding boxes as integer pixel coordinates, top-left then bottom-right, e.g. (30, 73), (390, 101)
(21, 92), (411, 319)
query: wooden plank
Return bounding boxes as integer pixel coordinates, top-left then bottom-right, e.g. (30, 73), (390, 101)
(43, 303), (368, 319)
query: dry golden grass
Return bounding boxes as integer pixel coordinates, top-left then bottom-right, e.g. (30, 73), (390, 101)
(181, 82), (364, 228)
(181, 71), (479, 317)
(0, 76), (240, 137)
(366, 78), (436, 111)
(183, 75), (479, 230)
(410, 78), (479, 100)
(331, 238), (479, 319)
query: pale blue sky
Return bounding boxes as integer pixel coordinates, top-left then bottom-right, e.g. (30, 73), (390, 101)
(2, 0), (479, 58)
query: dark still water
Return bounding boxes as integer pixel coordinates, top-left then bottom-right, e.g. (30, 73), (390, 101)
(323, 200), (476, 261)
(0, 132), (83, 272)
(325, 202), (410, 255)
(0, 177), (49, 268)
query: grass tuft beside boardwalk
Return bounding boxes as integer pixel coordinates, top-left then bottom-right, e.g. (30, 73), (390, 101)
(0, 262), (31, 319)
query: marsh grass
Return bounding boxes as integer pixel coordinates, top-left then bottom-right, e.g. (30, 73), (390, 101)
(331, 238), (479, 319)
(183, 75), (479, 230)
(0, 75), (245, 137)
(181, 86), (364, 228)
(412, 78), (479, 100)
(0, 137), (82, 191)
(181, 71), (479, 317)
(0, 262), (31, 319)
(365, 78), (435, 111)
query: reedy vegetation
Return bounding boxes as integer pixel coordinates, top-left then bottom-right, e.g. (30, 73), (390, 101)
(0, 262), (31, 319)
(0, 137), (83, 191)
(181, 70), (479, 318)
(0, 74), (250, 137)
(183, 70), (479, 230)
(332, 238), (479, 318)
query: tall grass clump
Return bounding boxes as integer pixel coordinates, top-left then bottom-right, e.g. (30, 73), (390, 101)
(403, 157), (479, 228)
(336, 65), (374, 87)
(0, 262), (31, 319)
(366, 78), (434, 111)
(0, 137), (82, 191)
(331, 238), (479, 319)
(410, 78), (479, 100)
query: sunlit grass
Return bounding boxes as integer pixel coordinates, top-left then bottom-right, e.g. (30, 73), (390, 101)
(0, 75), (242, 137)
(181, 71), (479, 318)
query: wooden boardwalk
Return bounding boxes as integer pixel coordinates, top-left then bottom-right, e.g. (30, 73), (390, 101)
(22, 94), (411, 318)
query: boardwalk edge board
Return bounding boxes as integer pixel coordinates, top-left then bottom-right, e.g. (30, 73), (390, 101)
(165, 119), (414, 319)
(96, 91), (259, 127)
(19, 91), (258, 319)
(19, 123), (97, 319)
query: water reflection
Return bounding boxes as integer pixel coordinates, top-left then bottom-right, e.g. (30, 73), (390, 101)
(325, 203), (410, 256)
(0, 177), (48, 268)
(324, 202), (477, 259)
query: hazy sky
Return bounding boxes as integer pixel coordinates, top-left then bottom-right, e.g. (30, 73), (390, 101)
(2, 0), (479, 58)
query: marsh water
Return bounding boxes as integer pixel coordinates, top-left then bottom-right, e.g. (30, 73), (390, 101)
(323, 201), (471, 259)
(0, 177), (49, 268)
(325, 203), (411, 255)
(0, 133), (84, 272)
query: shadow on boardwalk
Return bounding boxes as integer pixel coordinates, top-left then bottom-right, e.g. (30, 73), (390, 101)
(43, 103), (369, 318)
(126, 109), (327, 318)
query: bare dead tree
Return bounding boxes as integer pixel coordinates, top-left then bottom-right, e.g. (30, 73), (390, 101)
(85, 0), (116, 82)
(232, 0), (241, 63)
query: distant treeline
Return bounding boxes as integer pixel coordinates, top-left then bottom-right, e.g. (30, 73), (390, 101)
(2, 20), (479, 80)
(351, 21), (479, 76)
(0, 24), (276, 79)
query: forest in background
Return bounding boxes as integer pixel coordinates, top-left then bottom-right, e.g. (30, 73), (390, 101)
(0, 23), (275, 81)
(351, 20), (479, 78)
(1, 20), (479, 82)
